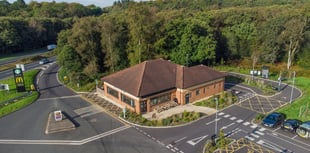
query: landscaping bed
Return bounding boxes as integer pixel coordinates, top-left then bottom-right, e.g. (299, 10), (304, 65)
(122, 110), (204, 126)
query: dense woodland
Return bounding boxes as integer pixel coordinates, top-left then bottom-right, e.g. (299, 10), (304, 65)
(1, 0), (310, 85)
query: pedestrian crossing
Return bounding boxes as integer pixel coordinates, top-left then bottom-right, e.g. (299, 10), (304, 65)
(217, 111), (266, 143)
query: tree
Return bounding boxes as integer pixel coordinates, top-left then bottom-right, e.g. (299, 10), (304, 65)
(126, 4), (157, 65)
(101, 17), (120, 72)
(57, 45), (82, 73)
(281, 16), (309, 70)
(67, 17), (104, 78)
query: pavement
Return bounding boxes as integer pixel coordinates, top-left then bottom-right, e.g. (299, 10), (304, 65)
(142, 104), (216, 120)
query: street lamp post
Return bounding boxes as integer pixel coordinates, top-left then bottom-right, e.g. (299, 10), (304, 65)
(214, 97), (218, 135)
(290, 71), (296, 104)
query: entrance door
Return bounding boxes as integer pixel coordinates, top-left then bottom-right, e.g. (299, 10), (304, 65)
(140, 100), (147, 113)
(185, 94), (190, 104)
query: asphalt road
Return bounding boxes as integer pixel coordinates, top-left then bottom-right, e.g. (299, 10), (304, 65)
(0, 63), (171, 153)
(0, 57), (56, 80)
(0, 48), (49, 66)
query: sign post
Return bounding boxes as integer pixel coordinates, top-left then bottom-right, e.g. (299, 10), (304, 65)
(13, 68), (26, 92)
(54, 110), (63, 121)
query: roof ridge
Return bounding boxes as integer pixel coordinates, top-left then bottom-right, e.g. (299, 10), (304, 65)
(137, 61), (147, 96)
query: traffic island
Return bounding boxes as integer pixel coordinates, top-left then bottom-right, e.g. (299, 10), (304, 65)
(45, 111), (77, 134)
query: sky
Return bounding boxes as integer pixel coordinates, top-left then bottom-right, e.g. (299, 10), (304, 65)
(7, 0), (146, 7)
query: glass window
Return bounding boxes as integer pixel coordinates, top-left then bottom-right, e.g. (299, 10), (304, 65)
(196, 90), (200, 95)
(107, 87), (119, 98)
(121, 94), (135, 107)
(150, 93), (171, 106)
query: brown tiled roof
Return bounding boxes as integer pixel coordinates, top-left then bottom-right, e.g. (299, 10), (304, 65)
(101, 59), (225, 97)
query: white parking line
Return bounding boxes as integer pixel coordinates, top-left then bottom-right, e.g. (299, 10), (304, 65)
(272, 127), (281, 132)
(292, 135), (298, 139)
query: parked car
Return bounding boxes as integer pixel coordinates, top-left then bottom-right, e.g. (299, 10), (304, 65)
(296, 121), (310, 139)
(39, 58), (49, 65)
(262, 112), (285, 128)
(281, 119), (302, 132)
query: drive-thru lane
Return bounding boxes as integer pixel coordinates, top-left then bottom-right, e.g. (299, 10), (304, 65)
(0, 63), (171, 153)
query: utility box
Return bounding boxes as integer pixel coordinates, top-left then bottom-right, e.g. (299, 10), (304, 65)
(261, 66), (269, 79)
(54, 110), (63, 121)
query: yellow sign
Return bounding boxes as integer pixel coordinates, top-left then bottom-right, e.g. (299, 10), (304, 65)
(15, 77), (24, 84)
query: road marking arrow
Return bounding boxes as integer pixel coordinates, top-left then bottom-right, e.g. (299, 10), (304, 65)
(186, 135), (208, 146)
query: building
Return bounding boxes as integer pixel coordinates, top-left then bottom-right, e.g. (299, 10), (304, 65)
(98, 59), (226, 114)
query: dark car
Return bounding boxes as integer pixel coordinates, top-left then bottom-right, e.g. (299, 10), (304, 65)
(262, 112), (285, 128)
(281, 119), (302, 132)
(39, 58), (49, 65)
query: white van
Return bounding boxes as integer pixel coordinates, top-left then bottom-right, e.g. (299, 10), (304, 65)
(47, 44), (57, 50)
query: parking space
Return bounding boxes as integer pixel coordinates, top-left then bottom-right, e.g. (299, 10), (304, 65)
(237, 95), (287, 114)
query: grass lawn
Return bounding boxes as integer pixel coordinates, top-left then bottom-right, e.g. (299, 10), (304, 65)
(0, 69), (39, 102)
(0, 69), (40, 118)
(0, 92), (38, 118)
(278, 77), (310, 121)
(214, 65), (310, 121)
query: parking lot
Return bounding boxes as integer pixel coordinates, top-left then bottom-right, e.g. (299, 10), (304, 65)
(237, 94), (287, 114)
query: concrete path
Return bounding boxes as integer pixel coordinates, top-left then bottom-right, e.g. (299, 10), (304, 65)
(142, 104), (216, 120)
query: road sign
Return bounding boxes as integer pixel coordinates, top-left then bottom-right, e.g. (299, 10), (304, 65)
(54, 110), (63, 121)
(13, 68), (26, 92)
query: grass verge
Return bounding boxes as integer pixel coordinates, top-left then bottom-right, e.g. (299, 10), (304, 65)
(0, 92), (38, 118)
(278, 77), (310, 121)
(0, 69), (40, 118)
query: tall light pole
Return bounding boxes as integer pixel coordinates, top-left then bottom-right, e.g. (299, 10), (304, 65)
(214, 97), (218, 135)
(290, 71), (296, 104)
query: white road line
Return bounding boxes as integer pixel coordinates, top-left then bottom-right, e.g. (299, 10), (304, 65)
(267, 132), (310, 150)
(38, 95), (80, 101)
(171, 148), (176, 152)
(272, 127), (281, 132)
(256, 140), (283, 152)
(236, 119), (243, 123)
(250, 124), (258, 129)
(230, 116), (237, 120)
(205, 118), (221, 125)
(254, 131), (264, 136)
(292, 135), (298, 139)
(186, 135), (208, 146)
(223, 114), (230, 118)
(244, 136), (255, 141)
(250, 133), (259, 138)
(174, 147), (179, 151)
(174, 137), (187, 143)
(221, 123), (235, 130)
(180, 151), (184, 153)
(218, 112), (225, 116)
(259, 127), (266, 132)
(243, 122), (250, 126)
(0, 125), (130, 145)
